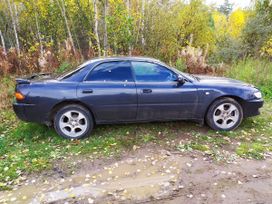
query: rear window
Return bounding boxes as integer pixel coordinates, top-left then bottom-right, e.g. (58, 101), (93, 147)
(60, 65), (91, 82)
(85, 61), (133, 82)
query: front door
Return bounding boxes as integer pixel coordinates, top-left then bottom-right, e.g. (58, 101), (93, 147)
(77, 61), (137, 122)
(131, 61), (198, 121)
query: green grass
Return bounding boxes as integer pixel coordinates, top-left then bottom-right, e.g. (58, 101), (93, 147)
(0, 101), (272, 190)
(227, 58), (272, 99)
(177, 100), (272, 160)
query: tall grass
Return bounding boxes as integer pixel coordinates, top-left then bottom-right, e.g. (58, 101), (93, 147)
(0, 76), (15, 110)
(227, 58), (272, 98)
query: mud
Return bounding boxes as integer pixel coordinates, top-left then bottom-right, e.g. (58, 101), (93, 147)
(0, 147), (271, 204)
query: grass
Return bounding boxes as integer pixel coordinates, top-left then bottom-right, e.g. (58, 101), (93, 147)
(0, 101), (271, 191)
(177, 100), (272, 160)
(227, 58), (272, 99)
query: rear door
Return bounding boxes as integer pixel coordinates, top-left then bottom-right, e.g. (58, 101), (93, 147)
(131, 61), (198, 120)
(77, 61), (137, 122)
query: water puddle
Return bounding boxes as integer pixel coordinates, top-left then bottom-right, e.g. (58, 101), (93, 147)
(0, 151), (186, 203)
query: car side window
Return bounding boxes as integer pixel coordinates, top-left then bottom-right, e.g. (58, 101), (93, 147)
(85, 61), (133, 82)
(131, 61), (177, 82)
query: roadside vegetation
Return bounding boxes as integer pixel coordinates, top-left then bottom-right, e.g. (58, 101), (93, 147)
(0, 0), (272, 191)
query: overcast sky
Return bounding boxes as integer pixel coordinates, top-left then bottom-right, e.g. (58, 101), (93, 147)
(205, 0), (253, 9)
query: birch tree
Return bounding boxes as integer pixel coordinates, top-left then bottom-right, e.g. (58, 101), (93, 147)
(6, 0), (20, 54)
(0, 30), (6, 55)
(56, 0), (76, 54)
(126, 0), (132, 55)
(93, 0), (101, 56)
(141, 0), (145, 47)
(103, 0), (108, 56)
(35, 11), (44, 56)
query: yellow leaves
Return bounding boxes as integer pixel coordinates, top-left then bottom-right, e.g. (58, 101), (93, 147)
(212, 11), (228, 39)
(228, 9), (247, 38)
(213, 9), (248, 40)
(261, 37), (272, 57)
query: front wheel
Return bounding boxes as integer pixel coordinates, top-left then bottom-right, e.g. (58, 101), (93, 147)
(54, 104), (93, 139)
(206, 98), (243, 131)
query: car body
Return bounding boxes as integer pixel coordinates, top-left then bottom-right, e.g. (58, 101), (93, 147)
(13, 57), (264, 139)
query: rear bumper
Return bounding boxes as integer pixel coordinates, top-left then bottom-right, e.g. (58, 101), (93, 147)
(243, 99), (264, 118)
(13, 103), (34, 121)
(13, 102), (48, 123)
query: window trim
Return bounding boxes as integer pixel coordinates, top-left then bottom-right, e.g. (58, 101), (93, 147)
(130, 60), (178, 83)
(83, 60), (134, 83)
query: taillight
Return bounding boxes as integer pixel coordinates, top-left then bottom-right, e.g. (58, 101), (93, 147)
(15, 92), (25, 100)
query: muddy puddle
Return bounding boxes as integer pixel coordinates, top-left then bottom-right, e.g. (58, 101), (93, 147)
(0, 150), (188, 203)
(1, 148), (272, 204)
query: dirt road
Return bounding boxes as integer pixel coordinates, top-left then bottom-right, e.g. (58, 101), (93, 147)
(0, 145), (271, 204)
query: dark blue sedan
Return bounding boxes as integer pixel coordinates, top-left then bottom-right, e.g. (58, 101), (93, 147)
(13, 57), (263, 139)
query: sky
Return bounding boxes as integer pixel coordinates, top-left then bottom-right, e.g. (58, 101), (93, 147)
(205, 0), (253, 9)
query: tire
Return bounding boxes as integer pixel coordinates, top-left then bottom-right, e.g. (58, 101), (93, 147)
(206, 97), (243, 131)
(54, 104), (94, 139)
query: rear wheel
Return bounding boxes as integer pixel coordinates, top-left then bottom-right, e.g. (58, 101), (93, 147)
(206, 97), (243, 131)
(54, 104), (93, 139)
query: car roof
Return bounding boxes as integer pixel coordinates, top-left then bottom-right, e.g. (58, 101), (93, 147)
(82, 56), (164, 66)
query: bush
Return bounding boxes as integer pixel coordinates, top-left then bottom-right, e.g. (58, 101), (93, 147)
(56, 62), (72, 74)
(227, 58), (272, 98)
(175, 58), (187, 72)
(209, 37), (243, 64)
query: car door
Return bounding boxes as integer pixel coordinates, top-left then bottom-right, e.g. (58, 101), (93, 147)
(77, 61), (137, 122)
(131, 61), (198, 121)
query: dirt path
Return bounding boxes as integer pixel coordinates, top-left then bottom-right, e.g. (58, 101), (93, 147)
(0, 146), (272, 204)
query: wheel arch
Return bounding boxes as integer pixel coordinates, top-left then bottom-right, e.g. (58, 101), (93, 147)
(204, 95), (246, 119)
(49, 100), (96, 124)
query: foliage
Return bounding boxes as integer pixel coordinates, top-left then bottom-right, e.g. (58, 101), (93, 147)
(227, 58), (272, 98)
(241, 1), (272, 57)
(176, 0), (216, 51)
(0, 76), (15, 110)
(209, 37), (243, 63)
(261, 36), (272, 57)
(218, 0), (233, 16)
(212, 11), (228, 41)
(56, 61), (73, 73)
(228, 9), (247, 39)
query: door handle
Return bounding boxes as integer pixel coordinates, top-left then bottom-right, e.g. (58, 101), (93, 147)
(142, 89), (152, 93)
(82, 89), (93, 94)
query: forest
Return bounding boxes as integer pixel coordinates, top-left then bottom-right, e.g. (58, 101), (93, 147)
(0, 0), (272, 107)
(0, 0), (270, 70)
(1, 0), (272, 196)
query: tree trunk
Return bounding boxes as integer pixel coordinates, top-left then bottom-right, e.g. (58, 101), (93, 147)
(35, 11), (44, 56)
(103, 0), (108, 56)
(56, 0), (76, 54)
(141, 0), (145, 48)
(0, 30), (6, 55)
(93, 0), (101, 57)
(126, 0), (132, 56)
(6, 0), (20, 55)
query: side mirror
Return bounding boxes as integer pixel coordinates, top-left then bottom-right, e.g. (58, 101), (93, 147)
(176, 75), (185, 85)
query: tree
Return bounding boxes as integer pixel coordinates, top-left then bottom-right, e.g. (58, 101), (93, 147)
(56, 0), (76, 54)
(212, 11), (228, 41)
(228, 9), (247, 39)
(0, 29), (6, 55)
(218, 0), (233, 17)
(103, 0), (108, 56)
(93, 0), (101, 56)
(6, 0), (20, 54)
